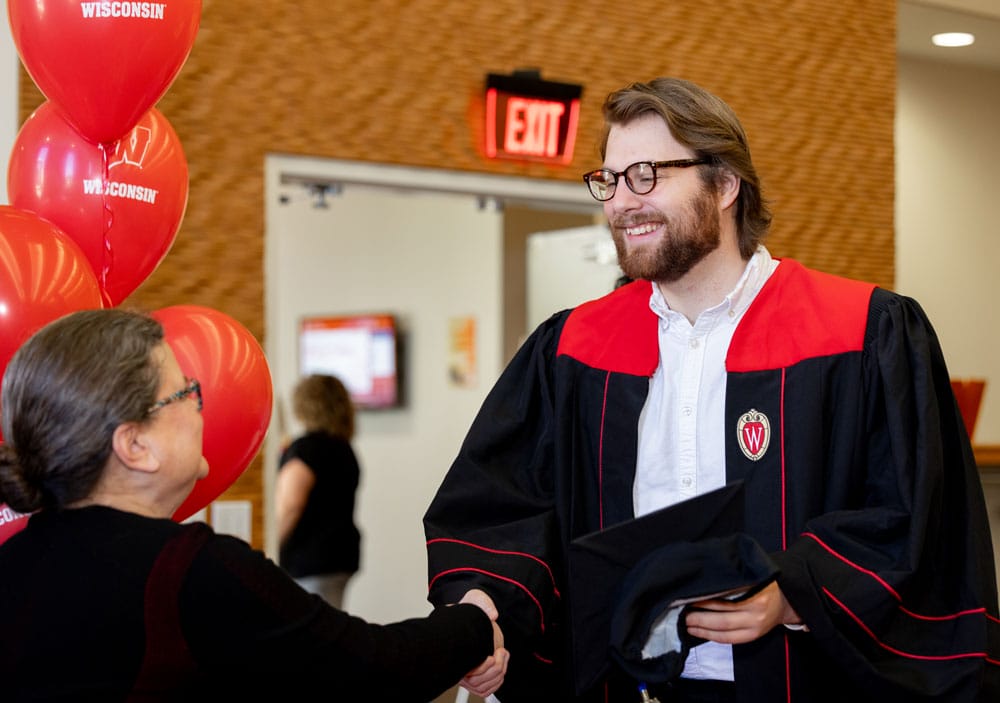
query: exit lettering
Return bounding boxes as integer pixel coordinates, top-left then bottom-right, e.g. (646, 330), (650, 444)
(503, 98), (565, 158)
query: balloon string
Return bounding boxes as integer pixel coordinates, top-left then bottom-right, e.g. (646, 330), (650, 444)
(99, 142), (114, 306)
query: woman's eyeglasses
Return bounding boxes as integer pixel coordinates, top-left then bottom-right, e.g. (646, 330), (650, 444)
(147, 377), (203, 415)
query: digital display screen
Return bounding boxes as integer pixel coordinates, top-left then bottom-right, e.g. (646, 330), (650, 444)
(299, 313), (400, 409)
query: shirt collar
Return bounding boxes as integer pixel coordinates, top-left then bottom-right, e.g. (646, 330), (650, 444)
(647, 246), (777, 324)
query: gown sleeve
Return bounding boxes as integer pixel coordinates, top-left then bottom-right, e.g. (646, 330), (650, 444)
(772, 290), (1000, 700)
(423, 311), (570, 679)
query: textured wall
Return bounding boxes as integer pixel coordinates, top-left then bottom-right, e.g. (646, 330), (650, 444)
(18, 0), (896, 548)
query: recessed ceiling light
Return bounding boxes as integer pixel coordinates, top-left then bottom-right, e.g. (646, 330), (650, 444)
(932, 32), (975, 48)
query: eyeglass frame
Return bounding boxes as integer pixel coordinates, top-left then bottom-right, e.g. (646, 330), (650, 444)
(582, 158), (711, 202)
(147, 377), (203, 415)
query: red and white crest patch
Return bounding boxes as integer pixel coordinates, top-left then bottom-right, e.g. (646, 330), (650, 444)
(737, 409), (770, 461)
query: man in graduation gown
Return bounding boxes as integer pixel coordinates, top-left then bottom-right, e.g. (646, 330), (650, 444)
(424, 77), (1000, 702)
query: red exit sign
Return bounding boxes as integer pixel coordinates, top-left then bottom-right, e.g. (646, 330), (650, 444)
(485, 71), (582, 165)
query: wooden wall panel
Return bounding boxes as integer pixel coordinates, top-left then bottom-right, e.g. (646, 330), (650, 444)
(18, 0), (896, 549)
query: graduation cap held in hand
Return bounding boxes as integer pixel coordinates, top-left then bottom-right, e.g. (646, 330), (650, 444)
(566, 481), (780, 694)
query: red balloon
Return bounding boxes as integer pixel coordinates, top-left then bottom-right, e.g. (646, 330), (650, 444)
(0, 206), (105, 389)
(0, 504), (30, 547)
(152, 306), (273, 522)
(7, 0), (202, 145)
(8, 102), (189, 306)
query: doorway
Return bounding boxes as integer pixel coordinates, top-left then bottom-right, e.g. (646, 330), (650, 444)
(264, 154), (604, 624)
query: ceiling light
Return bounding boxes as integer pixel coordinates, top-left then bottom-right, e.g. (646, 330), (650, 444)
(932, 32), (975, 48)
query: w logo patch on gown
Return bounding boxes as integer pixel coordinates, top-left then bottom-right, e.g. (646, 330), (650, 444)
(737, 409), (770, 461)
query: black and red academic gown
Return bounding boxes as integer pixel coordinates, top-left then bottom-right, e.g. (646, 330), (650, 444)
(424, 258), (1000, 702)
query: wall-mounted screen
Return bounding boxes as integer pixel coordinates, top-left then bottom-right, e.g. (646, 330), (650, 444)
(299, 313), (401, 409)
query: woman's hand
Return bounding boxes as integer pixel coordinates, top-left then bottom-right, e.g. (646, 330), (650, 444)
(461, 640), (508, 698)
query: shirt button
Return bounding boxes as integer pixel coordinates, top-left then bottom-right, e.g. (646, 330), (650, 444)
(681, 477), (693, 487)
(682, 406), (693, 416)
(689, 338), (700, 349)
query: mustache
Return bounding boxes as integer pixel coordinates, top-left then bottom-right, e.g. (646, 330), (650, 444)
(609, 209), (666, 229)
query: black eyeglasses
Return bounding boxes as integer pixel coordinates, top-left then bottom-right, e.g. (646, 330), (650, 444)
(147, 377), (203, 415)
(582, 158), (710, 201)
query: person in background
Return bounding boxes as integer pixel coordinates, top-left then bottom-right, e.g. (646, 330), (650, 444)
(423, 77), (999, 701)
(0, 308), (507, 701)
(276, 373), (361, 609)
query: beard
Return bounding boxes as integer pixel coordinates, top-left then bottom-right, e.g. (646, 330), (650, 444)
(612, 186), (721, 283)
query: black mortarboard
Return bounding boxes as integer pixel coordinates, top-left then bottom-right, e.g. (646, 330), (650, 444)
(566, 481), (779, 694)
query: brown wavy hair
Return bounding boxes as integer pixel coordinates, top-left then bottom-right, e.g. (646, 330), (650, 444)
(599, 77), (772, 258)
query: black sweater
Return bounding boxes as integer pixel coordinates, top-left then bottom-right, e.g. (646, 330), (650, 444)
(0, 506), (492, 701)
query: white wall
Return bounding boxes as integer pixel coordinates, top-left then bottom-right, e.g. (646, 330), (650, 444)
(895, 57), (1000, 583)
(265, 158), (507, 623)
(896, 57), (1000, 444)
(264, 157), (599, 624)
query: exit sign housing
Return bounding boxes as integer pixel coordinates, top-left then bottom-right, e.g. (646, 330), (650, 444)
(485, 71), (582, 165)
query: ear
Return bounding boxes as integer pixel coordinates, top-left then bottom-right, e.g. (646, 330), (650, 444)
(111, 422), (160, 475)
(718, 169), (741, 211)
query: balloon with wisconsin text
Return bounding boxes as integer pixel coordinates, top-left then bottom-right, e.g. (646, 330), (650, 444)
(7, 0), (202, 145)
(7, 102), (189, 307)
(0, 206), (105, 396)
(0, 504), (30, 547)
(153, 306), (273, 522)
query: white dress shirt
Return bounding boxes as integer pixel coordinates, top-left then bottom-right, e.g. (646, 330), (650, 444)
(634, 246), (779, 680)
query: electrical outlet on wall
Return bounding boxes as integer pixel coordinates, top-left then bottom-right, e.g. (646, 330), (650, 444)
(211, 500), (253, 543)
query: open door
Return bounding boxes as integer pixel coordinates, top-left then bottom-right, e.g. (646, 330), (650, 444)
(526, 224), (621, 330)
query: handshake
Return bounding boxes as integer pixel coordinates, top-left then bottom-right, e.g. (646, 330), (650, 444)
(457, 589), (509, 699)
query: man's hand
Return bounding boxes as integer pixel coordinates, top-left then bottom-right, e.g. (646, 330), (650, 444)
(460, 588), (498, 621)
(684, 581), (804, 644)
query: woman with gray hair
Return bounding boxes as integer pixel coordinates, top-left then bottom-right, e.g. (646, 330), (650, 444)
(0, 308), (507, 701)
